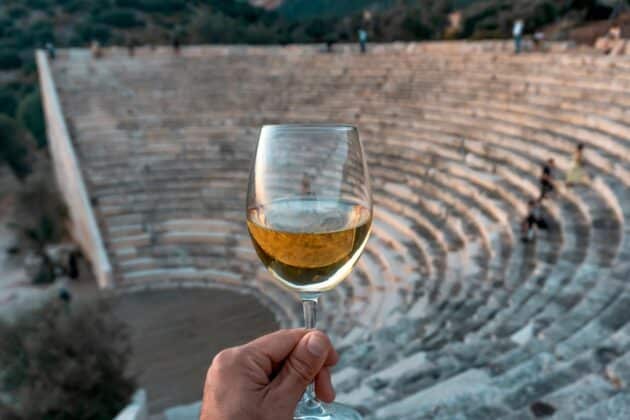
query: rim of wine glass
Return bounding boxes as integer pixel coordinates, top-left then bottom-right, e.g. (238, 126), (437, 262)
(261, 123), (357, 131)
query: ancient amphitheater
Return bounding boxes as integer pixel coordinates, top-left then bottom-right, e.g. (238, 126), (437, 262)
(37, 42), (630, 418)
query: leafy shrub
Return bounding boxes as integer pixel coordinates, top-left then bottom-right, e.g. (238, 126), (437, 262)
(243, 24), (280, 44)
(0, 115), (31, 180)
(211, 0), (265, 22)
(530, 1), (559, 29)
(0, 27), (37, 50)
(73, 21), (112, 44)
(402, 14), (433, 39)
(11, 171), (68, 285)
(116, 0), (187, 13)
(0, 17), (12, 37)
(471, 28), (504, 40)
(28, 20), (56, 45)
(304, 18), (332, 41)
(191, 11), (239, 43)
(461, 3), (503, 38)
(6, 5), (29, 19)
(96, 8), (144, 28)
(0, 299), (136, 419)
(0, 49), (22, 70)
(5, 81), (36, 97)
(13, 168), (67, 249)
(61, 0), (88, 13)
(20, 56), (37, 76)
(25, 0), (51, 9)
(0, 89), (17, 117)
(17, 91), (46, 148)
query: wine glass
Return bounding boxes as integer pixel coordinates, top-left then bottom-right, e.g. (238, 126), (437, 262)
(246, 124), (372, 419)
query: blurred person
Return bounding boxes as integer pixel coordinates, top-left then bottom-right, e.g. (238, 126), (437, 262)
(566, 143), (588, 186)
(173, 36), (181, 55)
(301, 174), (312, 195)
(91, 40), (102, 59)
(358, 29), (368, 54)
(58, 286), (72, 304)
(533, 32), (545, 51)
(67, 250), (80, 280)
(610, 26), (622, 41)
(201, 329), (337, 420)
(326, 39), (335, 53)
(521, 199), (546, 242)
(45, 42), (56, 60)
(513, 20), (524, 54)
(595, 26), (623, 55)
(539, 158), (555, 200)
(127, 38), (136, 57)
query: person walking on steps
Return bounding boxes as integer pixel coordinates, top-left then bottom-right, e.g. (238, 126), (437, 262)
(358, 29), (368, 54)
(513, 19), (524, 54)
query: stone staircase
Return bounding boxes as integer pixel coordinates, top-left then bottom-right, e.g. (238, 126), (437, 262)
(49, 43), (630, 417)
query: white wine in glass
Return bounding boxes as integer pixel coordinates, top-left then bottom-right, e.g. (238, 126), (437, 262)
(247, 124), (372, 420)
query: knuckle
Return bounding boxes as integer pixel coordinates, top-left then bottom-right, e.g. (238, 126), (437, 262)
(286, 355), (315, 385)
(238, 346), (265, 368)
(211, 348), (237, 372)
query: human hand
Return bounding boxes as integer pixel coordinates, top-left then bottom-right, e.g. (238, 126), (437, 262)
(201, 329), (338, 420)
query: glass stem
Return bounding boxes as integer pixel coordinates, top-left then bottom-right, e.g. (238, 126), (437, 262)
(301, 296), (319, 406)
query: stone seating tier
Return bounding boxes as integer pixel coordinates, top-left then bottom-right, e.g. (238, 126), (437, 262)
(48, 44), (630, 418)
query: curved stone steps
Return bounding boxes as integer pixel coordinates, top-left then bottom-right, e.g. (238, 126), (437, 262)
(353, 97), (628, 177)
(368, 155), (506, 306)
(370, 167), (520, 342)
(362, 134), (572, 332)
(402, 144), (592, 342)
(390, 115), (622, 270)
(50, 45), (630, 416)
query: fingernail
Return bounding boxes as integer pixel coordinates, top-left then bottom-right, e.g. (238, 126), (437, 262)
(306, 332), (327, 357)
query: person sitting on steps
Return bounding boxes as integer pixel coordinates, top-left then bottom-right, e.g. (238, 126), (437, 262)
(566, 143), (588, 187)
(521, 199), (547, 242)
(539, 158), (555, 200)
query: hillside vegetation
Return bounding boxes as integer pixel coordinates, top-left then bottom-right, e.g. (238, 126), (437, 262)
(0, 0), (624, 180)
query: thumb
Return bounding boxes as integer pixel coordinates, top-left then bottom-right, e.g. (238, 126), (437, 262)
(268, 330), (331, 404)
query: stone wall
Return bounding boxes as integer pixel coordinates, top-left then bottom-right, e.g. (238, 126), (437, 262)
(35, 50), (113, 288)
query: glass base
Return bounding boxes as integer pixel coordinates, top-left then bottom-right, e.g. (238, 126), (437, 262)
(294, 401), (362, 420)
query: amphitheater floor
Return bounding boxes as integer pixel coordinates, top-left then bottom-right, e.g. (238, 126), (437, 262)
(110, 288), (279, 414)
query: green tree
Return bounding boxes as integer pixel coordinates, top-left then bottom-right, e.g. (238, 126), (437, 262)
(304, 18), (333, 42)
(0, 299), (136, 419)
(191, 11), (239, 43)
(0, 49), (22, 70)
(5, 5), (29, 19)
(0, 89), (18, 117)
(0, 115), (31, 180)
(402, 10), (433, 40)
(96, 8), (145, 28)
(0, 17), (12, 37)
(116, 0), (187, 13)
(28, 20), (56, 46)
(73, 21), (112, 44)
(17, 91), (46, 148)
(11, 172), (68, 285)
